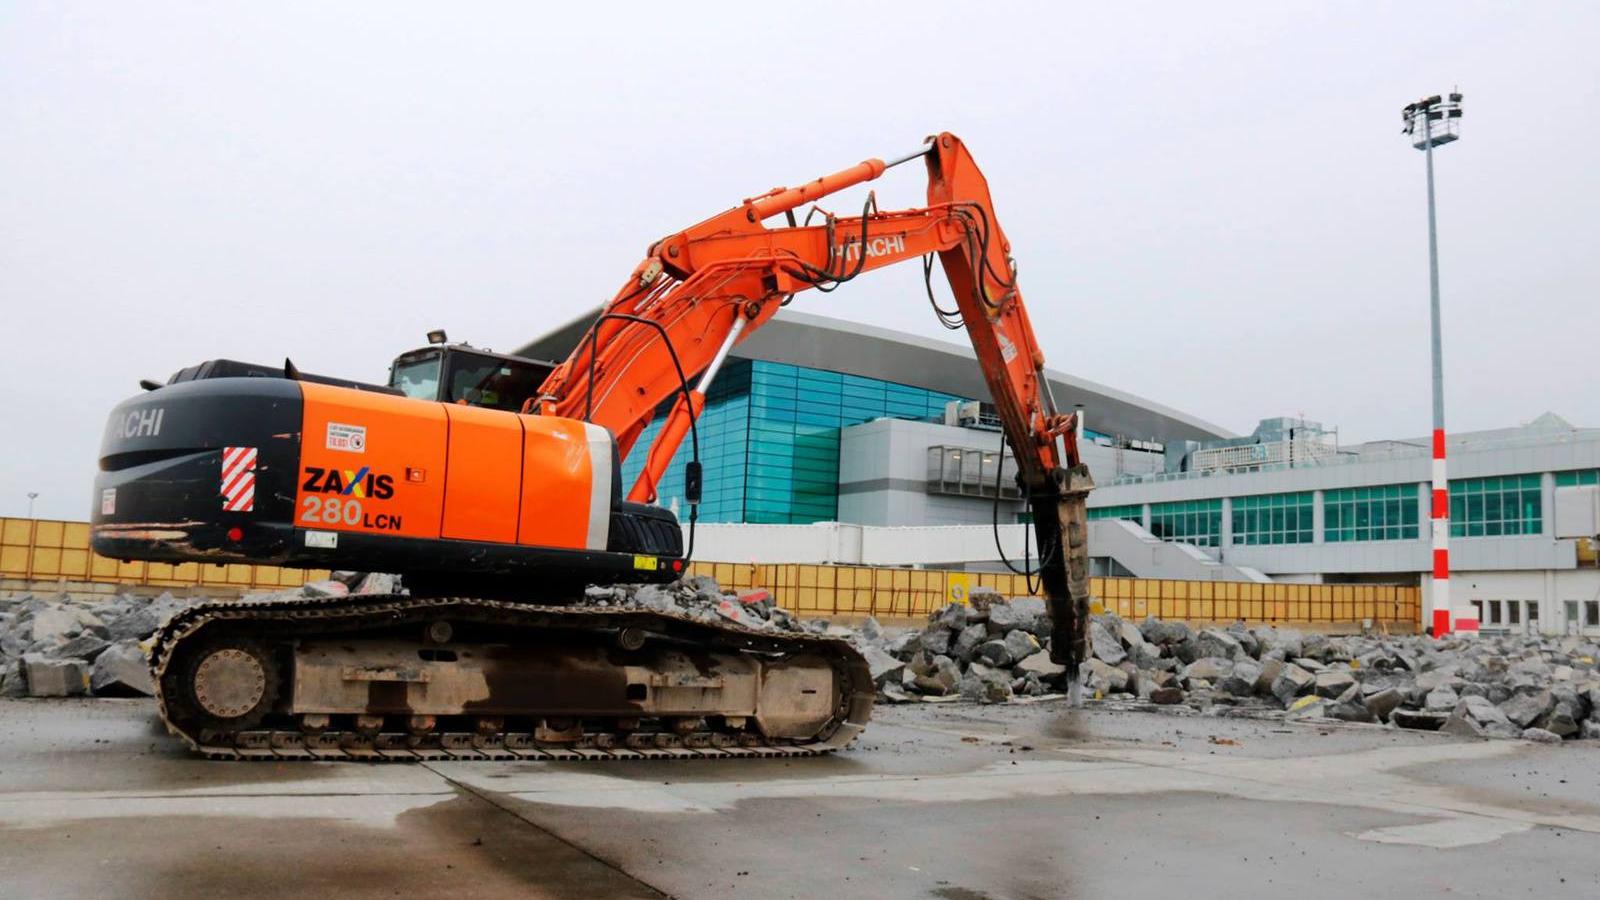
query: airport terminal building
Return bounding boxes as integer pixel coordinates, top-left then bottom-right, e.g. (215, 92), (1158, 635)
(521, 311), (1600, 637)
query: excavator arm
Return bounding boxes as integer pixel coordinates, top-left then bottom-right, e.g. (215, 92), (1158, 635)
(540, 133), (1094, 672)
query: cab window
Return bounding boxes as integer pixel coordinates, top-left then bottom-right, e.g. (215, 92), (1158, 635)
(390, 352), (443, 401)
(444, 355), (546, 412)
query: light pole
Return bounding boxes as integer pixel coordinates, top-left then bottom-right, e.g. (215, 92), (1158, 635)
(26, 492), (38, 520)
(1401, 91), (1468, 635)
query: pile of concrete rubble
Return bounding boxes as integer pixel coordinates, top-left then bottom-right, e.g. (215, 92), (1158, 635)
(6, 575), (1600, 743)
(0, 574), (381, 699)
(862, 588), (1600, 743)
(0, 591), (185, 698)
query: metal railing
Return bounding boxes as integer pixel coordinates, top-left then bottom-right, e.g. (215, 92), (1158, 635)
(1111, 428), (1600, 488)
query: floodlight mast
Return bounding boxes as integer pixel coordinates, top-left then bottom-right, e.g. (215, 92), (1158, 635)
(1401, 91), (1470, 637)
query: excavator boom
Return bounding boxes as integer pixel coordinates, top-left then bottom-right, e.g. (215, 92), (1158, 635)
(543, 132), (1093, 668)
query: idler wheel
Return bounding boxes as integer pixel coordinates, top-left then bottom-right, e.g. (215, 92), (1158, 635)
(181, 639), (280, 730)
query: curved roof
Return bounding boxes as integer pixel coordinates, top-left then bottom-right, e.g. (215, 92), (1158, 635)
(517, 308), (1232, 444)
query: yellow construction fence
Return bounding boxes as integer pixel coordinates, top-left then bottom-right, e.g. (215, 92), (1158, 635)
(1, 517), (327, 596)
(2, 517), (1419, 629)
(685, 561), (1419, 630)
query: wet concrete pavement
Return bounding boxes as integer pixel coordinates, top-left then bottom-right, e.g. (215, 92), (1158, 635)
(1, 698), (1597, 899)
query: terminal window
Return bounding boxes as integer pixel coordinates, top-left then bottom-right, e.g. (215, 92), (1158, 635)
(1231, 492), (1313, 545)
(1324, 484), (1420, 542)
(1449, 474), (1542, 537)
(621, 360), (965, 524)
(1088, 504), (1143, 523)
(1148, 499), (1223, 547)
(1555, 470), (1600, 487)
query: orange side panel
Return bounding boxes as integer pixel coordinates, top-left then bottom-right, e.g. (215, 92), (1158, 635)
(441, 405), (524, 544)
(296, 382), (448, 539)
(517, 416), (594, 550)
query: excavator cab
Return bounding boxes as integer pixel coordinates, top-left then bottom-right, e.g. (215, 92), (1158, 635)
(388, 334), (557, 413)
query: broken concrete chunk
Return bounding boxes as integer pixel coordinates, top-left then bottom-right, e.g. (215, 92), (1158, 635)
(918, 625), (953, 657)
(1089, 620), (1126, 665)
(90, 641), (155, 696)
(50, 632), (111, 662)
(1364, 687), (1403, 723)
(1313, 669), (1357, 699)
(0, 660), (26, 699)
(1521, 726), (1562, 744)
(1139, 617), (1191, 647)
(959, 662), (1012, 703)
(355, 572), (400, 595)
(1498, 689), (1554, 728)
(977, 639), (1014, 668)
(1255, 657), (1284, 695)
(1327, 699), (1375, 723)
(1195, 628), (1244, 661)
(967, 587), (1003, 613)
(1084, 658), (1130, 695)
(1150, 685), (1185, 705)
(986, 601), (1023, 632)
(1444, 695), (1521, 739)
(1270, 663), (1316, 707)
(1016, 650), (1067, 681)
(1184, 657), (1233, 684)
(104, 605), (162, 642)
(1216, 659), (1263, 698)
(862, 645), (904, 688)
(953, 624), (988, 663)
(27, 606), (105, 644)
(1424, 686), (1459, 712)
(23, 654), (88, 697)
(1003, 629), (1040, 664)
(300, 579), (351, 600)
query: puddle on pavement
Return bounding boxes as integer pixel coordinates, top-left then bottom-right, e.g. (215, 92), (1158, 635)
(449, 737), (1600, 851)
(0, 793), (664, 900)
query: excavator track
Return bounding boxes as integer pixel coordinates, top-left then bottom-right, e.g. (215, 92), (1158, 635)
(150, 593), (874, 761)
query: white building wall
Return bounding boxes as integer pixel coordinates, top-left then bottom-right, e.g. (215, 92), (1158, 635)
(1423, 569), (1600, 638)
(837, 418), (1165, 527)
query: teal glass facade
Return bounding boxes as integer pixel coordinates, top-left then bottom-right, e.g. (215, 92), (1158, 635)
(1324, 484), (1419, 542)
(1148, 499), (1223, 547)
(620, 360), (966, 524)
(1450, 474), (1542, 537)
(1231, 492), (1313, 545)
(1088, 504), (1143, 522)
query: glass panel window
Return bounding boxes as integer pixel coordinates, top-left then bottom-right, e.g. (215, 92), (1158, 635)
(1555, 470), (1600, 487)
(1324, 484), (1419, 542)
(1449, 474), (1542, 538)
(1231, 492), (1312, 545)
(1148, 499), (1223, 547)
(620, 359), (971, 524)
(1088, 504), (1143, 522)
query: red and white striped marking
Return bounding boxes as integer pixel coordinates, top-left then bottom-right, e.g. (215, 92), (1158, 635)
(1429, 427), (1461, 635)
(221, 446), (257, 513)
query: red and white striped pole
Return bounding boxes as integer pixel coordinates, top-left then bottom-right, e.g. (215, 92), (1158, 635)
(1430, 429), (1452, 635)
(1408, 92), (1474, 636)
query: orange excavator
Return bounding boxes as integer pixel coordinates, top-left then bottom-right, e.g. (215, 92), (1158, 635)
(91, 132), (1094, 760)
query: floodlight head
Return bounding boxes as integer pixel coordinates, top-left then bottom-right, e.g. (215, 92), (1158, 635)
(427, 328), (449, 345)
(1449, 92), (1463, 102)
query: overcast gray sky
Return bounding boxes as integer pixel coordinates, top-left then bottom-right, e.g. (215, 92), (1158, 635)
(4, 2), (1598, 519)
